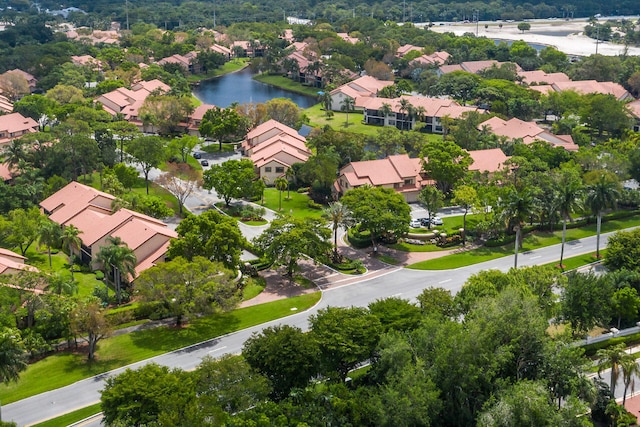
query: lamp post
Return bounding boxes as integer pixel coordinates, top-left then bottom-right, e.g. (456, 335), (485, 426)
(513, 225), (520, 268)
(475, 10), (479, 36)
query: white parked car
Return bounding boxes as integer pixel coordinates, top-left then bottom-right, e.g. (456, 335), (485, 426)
(431, 216), (444, 226)
(410, 219), (422, 228)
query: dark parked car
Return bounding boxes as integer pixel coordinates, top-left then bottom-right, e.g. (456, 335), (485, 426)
(200, 160), (209, 166)
(193, 152), (201, 159)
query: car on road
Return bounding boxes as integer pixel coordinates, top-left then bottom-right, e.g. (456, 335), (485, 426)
(200, 160), (209, 166)
(431, 216), (443, 226)
(410, 219), (422, 228)
(419, 217), (430, 226)
(193, 152), (201, 159)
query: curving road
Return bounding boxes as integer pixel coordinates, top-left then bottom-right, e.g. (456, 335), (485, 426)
(4, 230), (618, 426)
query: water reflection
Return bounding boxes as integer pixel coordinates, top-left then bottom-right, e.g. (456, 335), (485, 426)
(192, 67), (319, 108)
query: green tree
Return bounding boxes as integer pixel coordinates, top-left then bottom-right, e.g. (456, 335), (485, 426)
(139, 95), (194, 136)
(242, 325), (319, 400)
(340, 96), (354, 128)
(70, 298), (111, 361)
(264, 98), (302, 128)
(61, 224), (82, 281)
(168, 134), (198, 163)
(368, 297), (422, 333)
(418, 185), (445, 230)
(416, 287), (456, 319)
(611, 287), (640, 329)
(597, 344), (627, 398)
(202, 158), (256, 207)
(253, 216), (331, 276)
(101, 363), (195, 427)
(126, 135), (166, 194)
(199, 106), (249, 150)
(109, 120), (141, 164)
(586, 173), (620, 259)
(421, 139), (473, 194)
(168, 210), (245, 269)
(452, 185), (479, 245)
(0, 327), (27, 384)
(310, 306), (382, 380)
(620, 354), (640, 406)
(557, 178), (583, 270)
(135, 256), (239, 327)
(96, 236), (137, 305)
(517, 22), (531, 33)
(341, 186), (411, 251)
(498, 187), (536, 268)
(5, 207), (45, 257)
(561, 271), (613, 336)
(322, 201), (355, 262)
(44, 271), (77, 296)
(605, 229), (640, 272)
(196, 355), (270, 417)
(274, 176), (288, 211)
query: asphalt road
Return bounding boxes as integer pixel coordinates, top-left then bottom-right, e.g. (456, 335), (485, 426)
(4, 229), (620, 426)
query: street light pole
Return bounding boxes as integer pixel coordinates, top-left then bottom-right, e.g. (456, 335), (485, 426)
(475, 10), (479, 36)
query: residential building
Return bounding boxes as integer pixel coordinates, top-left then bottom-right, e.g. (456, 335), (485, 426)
(0, 248), (38, 275)
(40, 182), (177, 279)
(628, 100), (640, 132)
(3, 69), (37, 90)
(361, 95), (479, 132)
(479, 116), (579, 151)
(186, 104), (216, 135)
(71, 55), (104, 72)
(0, 162), (16, 183)
(437, 60), (522, 76)
(530, 80), (633, 101)
(467, 148), (511, 175)
(396, 44), (424, 58)
(329, 76), (394, 111)
(0, 112), (39, 148)
(157, 51), (200, 74)
(409, 51), (451, 67)
(517, 70), (570, 85)
(95, 79), (170, 129)
(0, 94), (12, 114)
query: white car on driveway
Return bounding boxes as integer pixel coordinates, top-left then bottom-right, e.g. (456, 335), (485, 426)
(410, 219), (422, 228)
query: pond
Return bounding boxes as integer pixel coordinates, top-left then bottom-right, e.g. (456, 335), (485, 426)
(192, 67), (319, 108)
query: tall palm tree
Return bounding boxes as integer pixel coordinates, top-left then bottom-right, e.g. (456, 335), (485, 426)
(398, 98), (413, 130)
(274, 176), (288, 211)
(557, 180), (583, 270)
(285, 167), (295, 200)
(2, 139), (26, 170)
(585, 174), (620, 259)
(39, 219), (61, 268)
(379, 102), (392, 126)
(340, 97), (355, 128)
(597, 343), (627, 398)
(499, 187), (536, 268)
(621, 354), (640, 406)
(97, 236), (137, 305)
(61, 225), (82, 280)
(323, 202), (355, 263)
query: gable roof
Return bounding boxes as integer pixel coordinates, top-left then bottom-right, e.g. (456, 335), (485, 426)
(250, 133), (311, 167)
(551, 80), (632, 100)
(40, 181), (116, 224)
(467, 148), (510, 173)
(247, 119), (301, 140)
(0, 112), (38, 134)
(518, 70), (570, 85)
(480, 117), (579, 151)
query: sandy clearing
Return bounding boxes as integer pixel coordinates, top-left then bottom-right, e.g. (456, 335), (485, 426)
(426, 19), (640, 57)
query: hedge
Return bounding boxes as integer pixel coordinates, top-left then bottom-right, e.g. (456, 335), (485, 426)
(348, 228), (372, 249)
(582, 331), (640, 357)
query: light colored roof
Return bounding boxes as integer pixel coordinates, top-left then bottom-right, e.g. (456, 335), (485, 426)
(439, 60), (522, 75)
(0, 162), (15, 181)
(133, 240), (171, 278)
(361, 95), (476, 118)
(5, 69), (36, 83)
(247, 119), (300, 140)
(190, 104), (216, 121)
(210, 44), (231, 55)
(529, 84), (554, 95)
(250, 133), (311, 167)
(40, 181), (116, 224)
(0, 248), (35, 275)
(111, 216), (176, 250)
(0, 112), (38, 134)
(157, 54), (191, 68)
(397, 44), (423, 57)
(347, 76), (394, 94)
(467, 148), (510, 173)
(480, 116), (543, 141)
(132, 79), (171, 94)
(411, 51), (450, 66)
(0, 95), (13, 113)
(552, 80), (631, 100)
(518, 70), (570, 85)
(346, 154), (422, 187)
(628, 100), (640, 119)
(336, 32), (359, 44)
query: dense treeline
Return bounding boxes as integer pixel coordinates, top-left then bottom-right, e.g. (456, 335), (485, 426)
(3, 0), (640, 30)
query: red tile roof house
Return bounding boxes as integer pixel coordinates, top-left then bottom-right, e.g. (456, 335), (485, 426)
(628, 99), (640, 132)
(437, 60), (523, 76)
(517, 70), (570, 85)
(95, 79), (171, 130)
(0, 94), (13, 114)
(157, 51), (200, 74)
(186, 104), (217, 135)
(0, 161), (17, 183)
(329, 76), (395, 112)
(0, 248), (38, 276)
(3, 69), (37, 90)
(243, 120), (311, 182)
(336, 33), (359, 44)
(334, 149), (509, 202)
(40, 181), (177, 279)
(361, 95), (480, 133)
(0, 112), (39, 149)
(396, 44), (424, 58)
(70, 55), (105, 72)
(530, 80), (634, 101)
(410, 51), (451, 67)
(479, 116), (579, 151)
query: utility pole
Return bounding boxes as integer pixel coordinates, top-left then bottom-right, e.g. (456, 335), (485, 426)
(125, 0), (129, 31)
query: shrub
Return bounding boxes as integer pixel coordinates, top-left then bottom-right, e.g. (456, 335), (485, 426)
(307, 199), (323, 209)
(94, 270), (105, 280)
(297, 187), (310, 193)
(348, 228), (372, 249)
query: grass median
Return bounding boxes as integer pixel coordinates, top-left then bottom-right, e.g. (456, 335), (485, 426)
(406, 214), (640, 270)
(31, 403), (102, 427)
(0, 292), (321, 404)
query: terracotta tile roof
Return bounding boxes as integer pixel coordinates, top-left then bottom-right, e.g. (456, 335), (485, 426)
(468, 148), (510, 173)
(361, 95), (476, 118)
(529, 84), (554, 95)
(190, 104), (216, 122)
(40, 181), (116, 224)
(132, 79), (171, 94)
(5, 69), (37, 86)
(397, 44), (423, 57)
(157, 54), (191, 68)
(111, 216), (176, 250)
(480, 117), (579, 151)
(346, 76), (394, 94)
(133, 240), (171, 278)
(0, 95), (13, 114)
(0, 162), (15, 181)
(628, 100), (640, 119)
(0, 112), (38, 135)
(210, 44), (231, 55)
(0, 248), (37, 275)
(410, 51), (451, 66)
(439, 60), (522, 75)
(336, 32), (359, 44)
(552, 80), (632, 100)
(0, 248), (26, 261)
(250, 133), (311, 167)
(518, 70), (570, 85)
(247, 119), (300, 140)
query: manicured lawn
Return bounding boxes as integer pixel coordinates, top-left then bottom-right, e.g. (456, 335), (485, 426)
(252, 73), (322, 97)
(389, 242), (448, 252)
(200, 141), (236, 153)
(242, 277), (266, 301)
(32, 403), (102, 427)
(0, 292), (321, 404)
(543, 250), (607, 271)
(186, 58), (250, 83)
(406, 214), (640, 270)
(259, 188), (325, 218)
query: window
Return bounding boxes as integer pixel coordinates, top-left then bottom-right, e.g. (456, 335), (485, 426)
(404, 179), (412, 185)
(265, 167), (272, 172)
(275, 167), (285, 173)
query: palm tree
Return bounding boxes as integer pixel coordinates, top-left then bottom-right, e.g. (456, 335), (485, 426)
(285, 167), (295, 200)
(340, 97), (355, 128)
(379, 102), (392, 126)
(39, 219), (61, 268)
(499, 187), (536, 268)
(2, 139), (26, 169)
(557, 180), (583, 270)
(621, 354), (640, 406)
(97, 236), (137, 305)
(61, 225), (82, 280)
(0, 328), (27, 384)
(597, 343), (627, 398)
(323, 202), (355, 263)
(585, 174), (620, 259)
(274, 176), (288, 211)
(45, 271), (77, 296)
(398, 98), (413, 130)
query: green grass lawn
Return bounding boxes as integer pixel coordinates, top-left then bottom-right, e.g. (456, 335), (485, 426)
(259, 188), (325, 219)
(242, 277), (266, 301)
(0, 292), (321, 404)
(186, 58), (250, 83)
(31, 403), (102, 427)
(389, 242), (448, 252)
(542, 250), (607, 271)
(252, 73), (322, 97)
(200, 141), (236, 153)
(406, 214), (640, 270)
